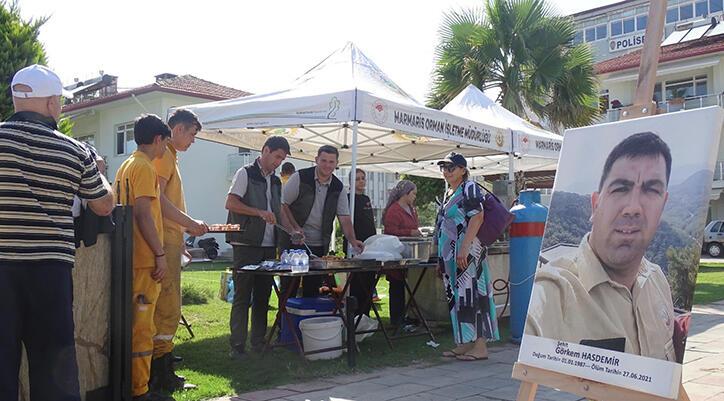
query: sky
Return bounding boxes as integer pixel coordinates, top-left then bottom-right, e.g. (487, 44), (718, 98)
(17, 0), (621, 103)
(554, 108), (721, 195)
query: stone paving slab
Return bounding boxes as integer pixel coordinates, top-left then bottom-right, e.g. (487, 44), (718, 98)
(396, 373), (468, 388)
(366, 373), (417, 386)
(277, 381), (337, 393)
(213, 301), (724, 401)
(325, 372), (383, 385)
(427, 383), (487, 399)
(233, 388), (297, 401)
(355, 383), (435, 401)
(693, 373), (724, 387)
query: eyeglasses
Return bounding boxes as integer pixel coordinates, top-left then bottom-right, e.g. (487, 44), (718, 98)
(439, 164), (458, 173)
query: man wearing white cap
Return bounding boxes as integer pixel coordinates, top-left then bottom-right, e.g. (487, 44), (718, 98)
(0, 65), (115, 401)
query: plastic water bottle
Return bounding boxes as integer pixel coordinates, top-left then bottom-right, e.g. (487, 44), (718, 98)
(291, 250), (302, 273)
(226, 277), (235, 303)
(280, 249), (289, 265)
(300, 251), (309, 273)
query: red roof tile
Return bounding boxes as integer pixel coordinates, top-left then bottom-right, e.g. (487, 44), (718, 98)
(595, 33), (724, 75)
(63, 74), (251, 112)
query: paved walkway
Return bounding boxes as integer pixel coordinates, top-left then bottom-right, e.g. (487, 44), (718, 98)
(211, 301), (724, 401)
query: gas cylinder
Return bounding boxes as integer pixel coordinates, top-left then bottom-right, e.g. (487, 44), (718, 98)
(508, 190), (548, 343)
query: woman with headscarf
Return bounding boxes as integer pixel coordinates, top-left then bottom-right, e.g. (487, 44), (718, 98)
(436, 152), (499, 360)
(382, 179), (420, 327)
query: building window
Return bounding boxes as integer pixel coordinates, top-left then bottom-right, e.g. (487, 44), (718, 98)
(680, 3), (694, 19)
(115, 122), (135, 155)
(637, 15), (648, 31)
(696, 0), (709, 16)
(596, 24), (607, 40)
(611, 20), (622, 36)
(664, 75), (708, 100)
(573, 30), (583, 44)
(599, 89), (610, 113)
(584, 24), (607, 42)
(667, 7), (679, 23)
(666, 1), (718, 24)
(695, 75), (708, 96)
(610, 14), (647, 37)
(712, 0), (724, 13)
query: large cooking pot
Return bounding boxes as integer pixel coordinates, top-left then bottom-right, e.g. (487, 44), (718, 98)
(398, 237), (432, 262)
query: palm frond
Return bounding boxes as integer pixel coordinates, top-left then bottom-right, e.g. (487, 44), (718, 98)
(428, 0), (598, 128)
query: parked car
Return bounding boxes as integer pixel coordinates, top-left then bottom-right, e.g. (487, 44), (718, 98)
(703, 220), (724, 257)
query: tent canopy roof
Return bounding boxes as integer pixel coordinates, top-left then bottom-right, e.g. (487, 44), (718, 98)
(182, 42), (514, 167)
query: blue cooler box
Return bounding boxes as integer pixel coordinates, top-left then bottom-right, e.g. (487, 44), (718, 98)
(280, 297), (336, 350)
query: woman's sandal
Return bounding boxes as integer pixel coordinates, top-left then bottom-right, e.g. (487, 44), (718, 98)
(442, 345), (473, 358)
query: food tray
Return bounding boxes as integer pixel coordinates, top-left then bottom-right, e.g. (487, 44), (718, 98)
(309, 258), (381, 270)
(391, 258), (424, 265)
(239, 261), (291, 272)
(207, 223), (243, 233)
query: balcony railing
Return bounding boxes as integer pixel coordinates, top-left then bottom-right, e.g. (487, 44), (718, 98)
(599, 93), (724, 124)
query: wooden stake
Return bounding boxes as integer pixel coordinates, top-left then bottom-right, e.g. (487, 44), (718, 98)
(620, 0), (667, 120)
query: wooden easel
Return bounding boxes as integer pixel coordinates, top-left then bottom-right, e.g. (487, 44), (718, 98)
(513, 363), (690, 401)
(514, 2), (691, 400)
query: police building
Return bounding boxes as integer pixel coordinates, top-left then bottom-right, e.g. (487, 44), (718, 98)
(572, 0), (724, 221)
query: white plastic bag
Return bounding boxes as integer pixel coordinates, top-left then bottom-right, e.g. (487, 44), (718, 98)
(363, 234), (405, 253)
(355, 314), (379, 343)
(354, 250), (400, 261)
(356, 234), (405, 261)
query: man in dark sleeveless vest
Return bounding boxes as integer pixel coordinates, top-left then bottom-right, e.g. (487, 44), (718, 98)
(280, 145), (364, 297)
(225, 136), (289, 360)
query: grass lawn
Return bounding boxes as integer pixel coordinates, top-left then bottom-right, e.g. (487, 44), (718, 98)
(169, 260), (724, 401)
(694, 263), (724, 305)
(171, 262), (510, 401)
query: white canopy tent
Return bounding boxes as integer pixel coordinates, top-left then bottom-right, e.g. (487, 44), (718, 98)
(362, 85), (562, 178)
(443, 85), (562, 160)
(180, 42), (516, 219)
(183, 42), (511, 168)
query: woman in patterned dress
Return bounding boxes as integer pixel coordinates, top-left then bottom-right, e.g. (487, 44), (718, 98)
(435, 152), (499, 361)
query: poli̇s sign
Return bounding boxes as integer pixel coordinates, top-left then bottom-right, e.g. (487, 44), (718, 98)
(609, 33), (645, 52)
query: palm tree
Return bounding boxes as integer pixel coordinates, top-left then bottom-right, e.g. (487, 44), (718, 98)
(428, 0), (600, 129)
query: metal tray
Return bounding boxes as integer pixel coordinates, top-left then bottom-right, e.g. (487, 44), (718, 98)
(309, 258), (380, 270)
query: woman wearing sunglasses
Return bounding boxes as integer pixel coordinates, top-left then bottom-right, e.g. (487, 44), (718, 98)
(435, 152), (499, 361)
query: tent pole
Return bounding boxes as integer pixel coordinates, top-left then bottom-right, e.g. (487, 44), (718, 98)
(348, 121), (359, 258)
(509, 129), (515, 200)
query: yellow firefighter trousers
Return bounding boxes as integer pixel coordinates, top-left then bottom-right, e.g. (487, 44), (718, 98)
(152, 243), (183, 358)
(132, 267), (161, 397)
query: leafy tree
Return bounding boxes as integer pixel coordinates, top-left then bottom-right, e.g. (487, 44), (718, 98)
(416, 202), (438, 227)
(429, 0), (599, 129)
(0, 1), (48, 119)
(666, 245), (700, 311)
(58, 117), (73, 135)
(402, 175), (445, 206)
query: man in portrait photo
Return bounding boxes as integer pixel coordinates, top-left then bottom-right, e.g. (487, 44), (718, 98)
(525, 131), (676, 362)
